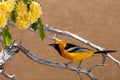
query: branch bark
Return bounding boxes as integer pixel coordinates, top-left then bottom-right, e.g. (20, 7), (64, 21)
(0, 69), (19, 80)
(0, 44), (19, 80)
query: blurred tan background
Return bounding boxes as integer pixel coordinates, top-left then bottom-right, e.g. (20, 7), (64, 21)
(0, 0), (120, 80)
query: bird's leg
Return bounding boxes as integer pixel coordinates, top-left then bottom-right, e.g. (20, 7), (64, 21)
(64, 61), (73, 68)
(77, 61), (82, 68)
(77, 61), (83, 80)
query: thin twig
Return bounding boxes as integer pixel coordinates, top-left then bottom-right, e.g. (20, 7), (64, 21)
(0, 60), (19, 80)
(88, 64), (107, 72)
(0, 69), (19, 80)
(107, 54), (120, 68)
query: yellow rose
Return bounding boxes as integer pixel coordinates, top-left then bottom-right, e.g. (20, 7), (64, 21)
(0, 13), (7, 28)
(16, 13), (30, 29)
(6, 0), (15, 16)
(0, 0), (15, 18)
(29, 1), (42, 24)
(15, 1), (43, 30)
(15, 1), (30, 29)
(16, 1), (27, 16)
(0, 1), (8, 16)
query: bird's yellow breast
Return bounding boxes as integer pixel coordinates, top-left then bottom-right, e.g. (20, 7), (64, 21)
(61, 50), (95, 62)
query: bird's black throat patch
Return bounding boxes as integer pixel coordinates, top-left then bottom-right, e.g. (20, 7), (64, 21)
(52, 44), (62, 55)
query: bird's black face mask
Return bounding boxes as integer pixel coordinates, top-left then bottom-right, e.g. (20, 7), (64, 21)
(49, 44), (62, 55)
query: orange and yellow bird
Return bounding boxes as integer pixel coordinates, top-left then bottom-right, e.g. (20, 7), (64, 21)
(49, 40), (116, 66)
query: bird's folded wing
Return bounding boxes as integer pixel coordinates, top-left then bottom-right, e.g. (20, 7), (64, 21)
(65, 43), (90, 53)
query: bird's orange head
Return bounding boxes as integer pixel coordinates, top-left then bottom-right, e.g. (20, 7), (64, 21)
(49, 40), (66, 55)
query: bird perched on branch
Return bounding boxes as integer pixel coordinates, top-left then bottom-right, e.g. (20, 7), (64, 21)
(49, 40), (116, 67)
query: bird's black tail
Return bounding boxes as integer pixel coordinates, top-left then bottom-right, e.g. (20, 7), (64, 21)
(95, 50), (117, 54)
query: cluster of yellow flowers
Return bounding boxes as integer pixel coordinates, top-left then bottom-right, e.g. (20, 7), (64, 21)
(0, 0), (42, 29)
(0, 0), (15, 28)
(16, 1), (43, 29)
(0, 0), (44, 46)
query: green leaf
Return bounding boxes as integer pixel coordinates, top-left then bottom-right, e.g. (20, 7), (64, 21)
(22, 0), (37, 4)
(37, 18), (45, 40)
(10, 9), (17, 23)
(2, 27), (12, 46)
(31, 22), (38, 31)
(22, 0), (28, 4)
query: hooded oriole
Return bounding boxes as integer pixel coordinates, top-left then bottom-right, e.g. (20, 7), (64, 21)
(49, 40), (116, 66)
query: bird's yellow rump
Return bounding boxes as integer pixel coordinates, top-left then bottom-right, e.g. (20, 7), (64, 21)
(49, 40), (116, 63)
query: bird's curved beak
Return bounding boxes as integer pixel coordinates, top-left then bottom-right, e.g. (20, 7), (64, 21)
(48, 44), (55, 47)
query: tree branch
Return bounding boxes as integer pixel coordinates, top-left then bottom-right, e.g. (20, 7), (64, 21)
(0, 69), (19, 80)
(0, 44), (19, 80)
(6, 20), (119, 80)
(0, 39), (98, 80)
(0, 45), (19, 65)
(17, 42), (98, 80)
(44, 25), (120, 67)
(44, 25), (104, 50)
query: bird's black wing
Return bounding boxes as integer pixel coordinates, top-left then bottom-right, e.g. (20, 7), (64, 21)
(65, 43), (90, 53)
